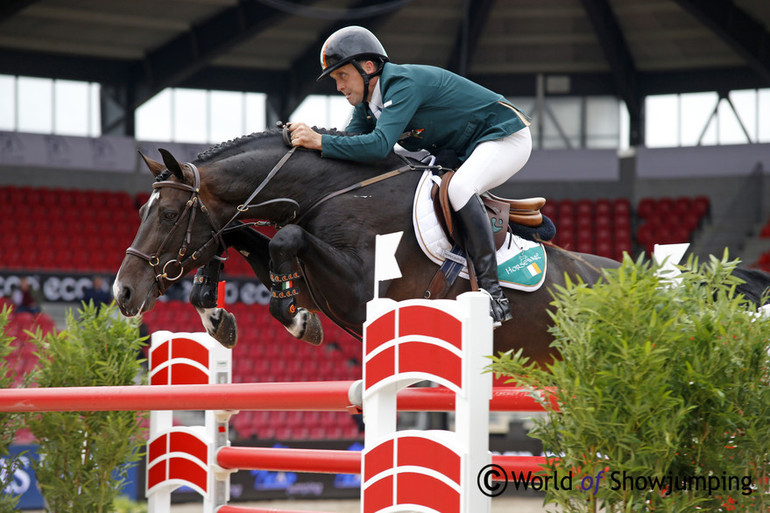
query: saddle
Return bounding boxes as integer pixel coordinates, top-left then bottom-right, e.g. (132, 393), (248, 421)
(424, 171), (548, 299)
(431, 171), (546, 250)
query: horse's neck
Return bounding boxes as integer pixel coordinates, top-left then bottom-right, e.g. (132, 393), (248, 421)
(204, 146), (408, 224)
(271, 152), (404, 206)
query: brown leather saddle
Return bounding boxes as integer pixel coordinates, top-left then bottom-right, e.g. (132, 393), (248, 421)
(424, 171), (547, 299)
(431, 170), (546, 249)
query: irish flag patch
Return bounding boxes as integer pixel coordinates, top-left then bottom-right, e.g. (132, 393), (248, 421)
(497, 244), (547, 291)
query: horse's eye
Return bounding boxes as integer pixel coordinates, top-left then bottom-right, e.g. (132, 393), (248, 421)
(162, 211), (178, 222)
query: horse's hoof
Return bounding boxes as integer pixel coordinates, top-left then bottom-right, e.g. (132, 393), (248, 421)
(300, 309), (324, 346)
(211, 310), (238, 349)
(285, 307), (324, 346)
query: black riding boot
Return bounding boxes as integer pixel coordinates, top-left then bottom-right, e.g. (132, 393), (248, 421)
(454, 194), (513, 327)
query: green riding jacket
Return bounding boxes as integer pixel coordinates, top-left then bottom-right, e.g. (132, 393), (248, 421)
(321, 62), (529, 162)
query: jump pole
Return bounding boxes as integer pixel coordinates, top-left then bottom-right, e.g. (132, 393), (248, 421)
(216, 446), (549, 478)
(217, 507), (336, 513)
(0, 382), (557, 413)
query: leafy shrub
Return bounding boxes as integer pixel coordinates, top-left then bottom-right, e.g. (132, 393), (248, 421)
(27, 303), (147, 513)
(0, 306), (23, 513)
(490, 255), (770, 512)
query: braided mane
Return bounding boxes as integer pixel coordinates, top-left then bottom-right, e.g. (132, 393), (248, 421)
(195, 127), (348, 163)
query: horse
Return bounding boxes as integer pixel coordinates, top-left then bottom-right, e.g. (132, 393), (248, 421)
(109, 128), (650, 365)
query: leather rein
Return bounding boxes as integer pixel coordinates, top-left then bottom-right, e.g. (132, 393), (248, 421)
(125, 138), (431, 295)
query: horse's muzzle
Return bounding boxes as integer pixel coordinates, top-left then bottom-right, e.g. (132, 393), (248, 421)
(112, 277), (157, 317)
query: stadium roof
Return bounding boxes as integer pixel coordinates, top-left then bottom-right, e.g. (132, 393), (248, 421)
(1, 0), (769, 142)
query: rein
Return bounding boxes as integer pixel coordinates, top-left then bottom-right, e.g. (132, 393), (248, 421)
(293, 160), (422, 225)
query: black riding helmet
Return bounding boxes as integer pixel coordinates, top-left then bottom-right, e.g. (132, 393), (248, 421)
(318, 26), (389, 116)
(318, 26), (389, 80)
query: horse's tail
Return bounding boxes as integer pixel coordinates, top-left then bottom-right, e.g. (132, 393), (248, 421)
(732, 267), (770, 306)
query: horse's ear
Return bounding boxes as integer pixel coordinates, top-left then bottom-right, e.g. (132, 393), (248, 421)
(158, 148), (186, 182)
(138, 151), (166, 177)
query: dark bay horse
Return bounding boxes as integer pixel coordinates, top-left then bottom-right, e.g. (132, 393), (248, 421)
(113, 128), (623, 366)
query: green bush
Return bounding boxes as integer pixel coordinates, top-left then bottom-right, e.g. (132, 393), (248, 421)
(490, 254), (770, 512)
(0, 306), (23, 513)
(112, 496), (147, 513)
(27, 303), (147, 513)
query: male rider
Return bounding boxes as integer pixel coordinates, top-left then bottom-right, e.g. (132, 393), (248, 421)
(288, 26), (532, 326)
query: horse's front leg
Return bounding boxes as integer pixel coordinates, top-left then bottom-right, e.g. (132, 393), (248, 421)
(269, 224), (368, 343)
(189, 259), (238, 348)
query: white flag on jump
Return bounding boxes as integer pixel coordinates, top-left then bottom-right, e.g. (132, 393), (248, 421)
(374, 232), (403, 289)
(654, 242), (690, 286)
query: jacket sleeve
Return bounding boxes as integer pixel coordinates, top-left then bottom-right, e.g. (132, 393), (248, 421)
(321, 76), (421, 162)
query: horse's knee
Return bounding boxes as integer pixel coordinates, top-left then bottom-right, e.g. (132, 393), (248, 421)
(269, 224), (306, 264)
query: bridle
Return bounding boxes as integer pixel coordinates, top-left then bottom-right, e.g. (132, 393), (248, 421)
(125, 162), (226, 295)
(125, 145), (299, 294)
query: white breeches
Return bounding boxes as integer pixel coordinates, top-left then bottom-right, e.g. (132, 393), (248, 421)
(448, 127), (532, 210)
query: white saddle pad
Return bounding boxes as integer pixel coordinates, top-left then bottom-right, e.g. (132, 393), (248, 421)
(412, 171), (547, 292)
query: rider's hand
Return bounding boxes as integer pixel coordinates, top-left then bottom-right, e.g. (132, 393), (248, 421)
(288, 122), (322, 151)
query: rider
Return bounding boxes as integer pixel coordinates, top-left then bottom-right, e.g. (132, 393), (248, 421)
(288, 25), (532, 326)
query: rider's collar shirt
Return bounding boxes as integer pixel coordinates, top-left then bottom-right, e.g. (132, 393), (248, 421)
(369, 81), (384, 119)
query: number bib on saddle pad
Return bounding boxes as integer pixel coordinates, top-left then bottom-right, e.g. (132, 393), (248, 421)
(412, 170), (547, 292)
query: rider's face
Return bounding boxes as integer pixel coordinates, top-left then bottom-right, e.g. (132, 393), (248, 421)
(330, 62), (377, 106)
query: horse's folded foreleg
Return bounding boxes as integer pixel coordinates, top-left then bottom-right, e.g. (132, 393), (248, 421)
(188, 259), (239, 348)
(190, 259), (223, 309)
(267, 260), (324, 345)
(269, 224), (368, 339)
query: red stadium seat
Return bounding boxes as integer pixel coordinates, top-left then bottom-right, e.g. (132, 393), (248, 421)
(594, 214), (611, 230)
(595, 240), (613, 258)
(635, 223), (655, 247)
(575, 199), (593, 218)
(557, 199), (575, 220)
(540, 202), (556, 220)
(692, 196), (710, 216)
(656, 197), (674, 215)
(637, 198), (655, 219)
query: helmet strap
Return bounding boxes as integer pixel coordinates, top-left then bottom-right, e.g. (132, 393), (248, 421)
(352, 60), (384, 119)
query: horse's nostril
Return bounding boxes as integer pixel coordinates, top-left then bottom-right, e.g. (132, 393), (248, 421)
(119, 285), (132, 304)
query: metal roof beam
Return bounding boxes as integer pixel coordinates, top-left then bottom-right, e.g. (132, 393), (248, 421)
(0, 0), (40, 23)
(447, 0), (495, 76)
(0, 48), (132, 83)
(578, 0), (639, 110)
(671, 0), (770, 85)
(133, 0), (289, 107)
(578, 0), (641, 143)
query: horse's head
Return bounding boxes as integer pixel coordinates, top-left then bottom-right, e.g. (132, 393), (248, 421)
(114, 149), (228, 317)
